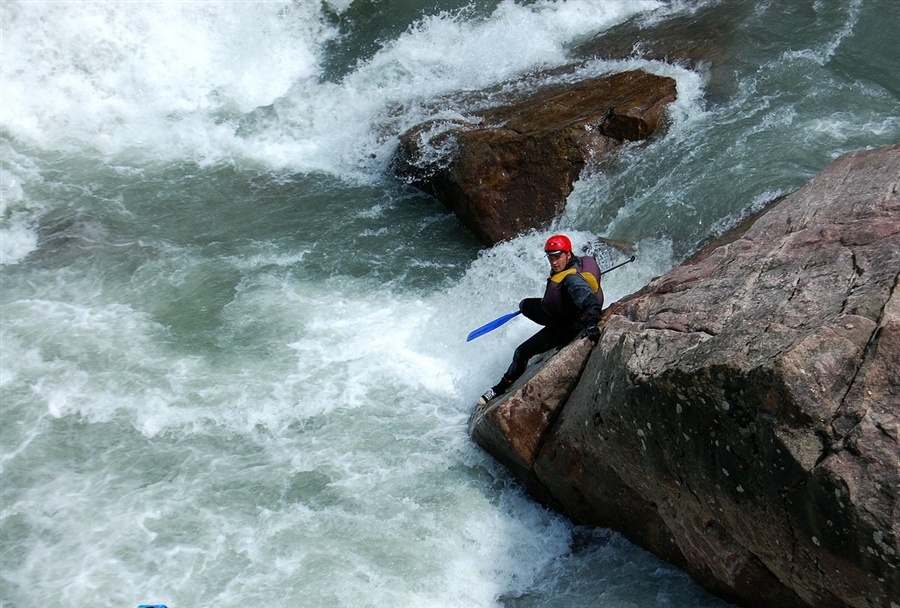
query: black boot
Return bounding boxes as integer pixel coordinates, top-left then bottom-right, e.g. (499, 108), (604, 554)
(477, 377), (511, 406)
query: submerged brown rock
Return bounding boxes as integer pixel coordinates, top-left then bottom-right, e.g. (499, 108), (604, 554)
(394, 70), (676, 246)
(469, 144), (900, 608)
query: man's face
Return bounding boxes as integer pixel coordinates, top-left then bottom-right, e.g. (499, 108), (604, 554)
(547, 250), (570, 273)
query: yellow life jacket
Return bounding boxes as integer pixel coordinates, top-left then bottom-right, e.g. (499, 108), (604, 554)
(541, 256), (602, 317)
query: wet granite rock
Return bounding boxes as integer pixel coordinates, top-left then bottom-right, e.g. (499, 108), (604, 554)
(469, 144), (900, 608)
(468, 337), (595, 504)
(394, 70), (676, 246)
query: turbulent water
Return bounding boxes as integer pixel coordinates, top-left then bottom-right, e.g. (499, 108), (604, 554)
(1, 1), (898, 606)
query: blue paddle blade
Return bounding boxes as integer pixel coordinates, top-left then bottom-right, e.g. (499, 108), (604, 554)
(466, 311), (520, 342)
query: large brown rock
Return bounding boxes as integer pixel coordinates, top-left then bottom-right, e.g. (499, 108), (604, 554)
(394, 70), (676, 246)
(469, 144), (900, 607)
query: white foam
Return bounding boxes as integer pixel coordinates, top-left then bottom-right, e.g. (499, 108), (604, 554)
(1, 1), (332, 158)
(0, 261), (557, 601)
(0, 220), (38, 266)
(0, 141), (44, 265)
(0, 272), (585, 604)
(1, 0), (663, 174)
(0, 0), (676, 268)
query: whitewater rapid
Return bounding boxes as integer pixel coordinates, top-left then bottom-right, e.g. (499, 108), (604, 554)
(3, 1), (898, 606)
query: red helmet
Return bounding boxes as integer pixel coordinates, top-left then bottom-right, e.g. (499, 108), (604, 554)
(544, 234), (572, 253)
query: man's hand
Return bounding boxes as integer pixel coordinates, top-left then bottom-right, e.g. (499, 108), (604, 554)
(581, 324), (600, 344)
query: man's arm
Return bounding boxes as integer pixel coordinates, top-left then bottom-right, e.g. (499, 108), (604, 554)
(563, 274), (601, 326)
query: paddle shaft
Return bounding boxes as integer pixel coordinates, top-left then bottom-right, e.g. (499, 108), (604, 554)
(601, 254), (636, 275)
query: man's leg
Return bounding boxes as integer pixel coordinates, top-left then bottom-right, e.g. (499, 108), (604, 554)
(477, 301), (577, 406)
(519, 298), (551, 326)
(482, 323), (576, 402)
(502, 326), (560, 386)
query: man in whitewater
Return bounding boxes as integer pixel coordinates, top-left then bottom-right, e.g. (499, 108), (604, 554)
(478, 234), (603, 406)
